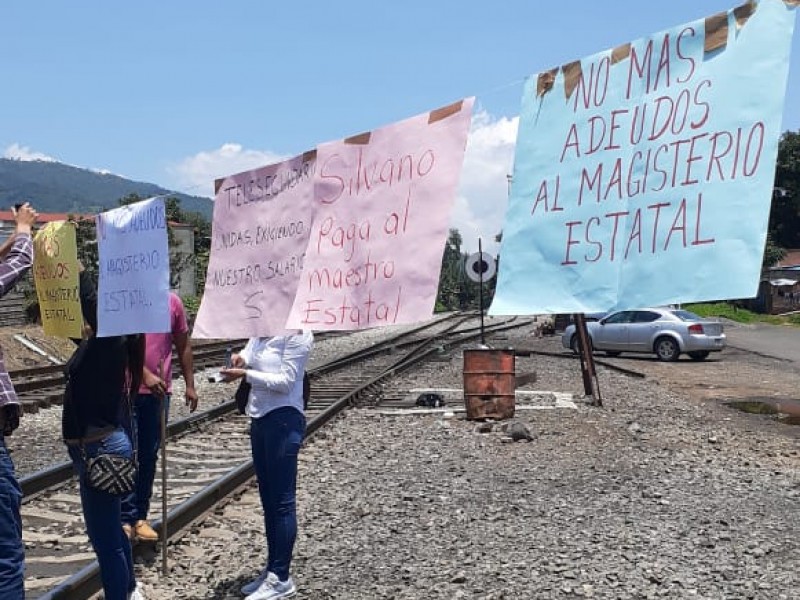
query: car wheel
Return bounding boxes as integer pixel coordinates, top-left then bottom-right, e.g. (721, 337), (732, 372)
(688, 351), (709, 361)
(654, 336), (679, 361)
(605, 351), (621, 357)
(570, 334), (592, 354)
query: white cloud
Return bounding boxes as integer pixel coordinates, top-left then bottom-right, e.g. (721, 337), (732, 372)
(3, 143), (123, 176)
(166, 113), (519, 255)
(3, 143), (57, 162)
(453, 110), (519, 255)
(167, 143), (285, 197)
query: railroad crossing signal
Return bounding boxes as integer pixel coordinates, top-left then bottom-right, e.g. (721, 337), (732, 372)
(466, 241), (495, 345)
(465, 251), (496, 283)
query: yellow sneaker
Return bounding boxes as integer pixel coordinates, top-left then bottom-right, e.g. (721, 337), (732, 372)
(134, 520), (159, 542)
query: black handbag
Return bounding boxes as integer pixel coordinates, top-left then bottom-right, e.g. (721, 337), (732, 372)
(235, 373), (309, 414)
(84, 453), (137, 496)
(302, 372), (310, 410)
(235, 379), (252, 414)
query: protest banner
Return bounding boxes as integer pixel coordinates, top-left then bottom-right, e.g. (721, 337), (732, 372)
(287, 98), (475, 330)
(491, 0), (797, 315)
(32, 221), (82, 338)
(96, 197), (170, 336)
(193, 151), (317, 338)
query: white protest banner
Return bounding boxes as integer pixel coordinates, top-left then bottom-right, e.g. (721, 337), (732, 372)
(96, 197), (170, 336)
(287, 98), (475, 330)
(193, 151), (316, 338)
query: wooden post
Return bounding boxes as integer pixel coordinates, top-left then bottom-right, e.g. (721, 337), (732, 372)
(573, 313), (602, 406)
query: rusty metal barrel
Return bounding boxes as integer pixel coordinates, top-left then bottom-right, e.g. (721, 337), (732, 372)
(463, 348), (516, 420)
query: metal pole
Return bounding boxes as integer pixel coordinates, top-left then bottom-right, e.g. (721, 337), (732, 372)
(159, 360), (168, 576)
(478, 238), (485, 345)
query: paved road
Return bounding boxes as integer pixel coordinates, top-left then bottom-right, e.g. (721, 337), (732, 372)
(723, 320), (800, 364)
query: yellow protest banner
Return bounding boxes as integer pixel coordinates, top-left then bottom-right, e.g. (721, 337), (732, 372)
(33, 221), (82, 338)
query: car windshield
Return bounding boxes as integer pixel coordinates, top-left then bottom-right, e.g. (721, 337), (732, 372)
(671, 309), (703, 321)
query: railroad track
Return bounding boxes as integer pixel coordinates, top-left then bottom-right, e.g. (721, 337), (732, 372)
(9, 340), (247, 413)
(23, 313), (531, 599)
(513, 347), (648, 379)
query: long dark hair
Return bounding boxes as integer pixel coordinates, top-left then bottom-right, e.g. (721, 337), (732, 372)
(77, 269), (146, 400)
(126, 334), (145, 400)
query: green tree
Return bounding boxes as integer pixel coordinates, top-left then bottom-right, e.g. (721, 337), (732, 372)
(73, 215), (99, 281)
(435, 229), (500, 311)
(770, 131), (800, 248)
(762, 232), (787, 268)
(435, 228), (465, 310)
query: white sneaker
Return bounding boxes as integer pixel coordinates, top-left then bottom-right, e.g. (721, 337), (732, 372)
(129, 582), (146, 600)
(241, 567), (271, 596)
(244, 572), (296, 600)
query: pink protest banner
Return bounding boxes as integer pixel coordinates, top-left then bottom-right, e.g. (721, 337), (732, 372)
(193, 151), (316, 338)
(287, 98), (475, 330)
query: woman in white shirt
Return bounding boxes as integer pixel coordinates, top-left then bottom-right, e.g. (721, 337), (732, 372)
(222, 331), (313, 600)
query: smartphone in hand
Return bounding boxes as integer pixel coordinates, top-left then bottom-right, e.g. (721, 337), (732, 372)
(209, 347), (234, 383)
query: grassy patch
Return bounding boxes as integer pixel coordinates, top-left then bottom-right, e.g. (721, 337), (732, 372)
(684, 302), (799, 326)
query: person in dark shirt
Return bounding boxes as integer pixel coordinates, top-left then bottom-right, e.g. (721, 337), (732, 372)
(62, 268), (147, 600)
(0, 202), (37, 599)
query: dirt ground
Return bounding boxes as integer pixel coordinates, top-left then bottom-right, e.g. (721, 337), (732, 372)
(584, 342), (800, 434)
(0, 324), (78, 369)
(596, 345), (799, 402)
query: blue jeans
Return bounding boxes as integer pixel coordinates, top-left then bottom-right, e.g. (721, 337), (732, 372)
(250, 407), (305, 582)
(122, 393), (169, 525)
(68, 428), (136, 600)
(0, 436), (23, 599)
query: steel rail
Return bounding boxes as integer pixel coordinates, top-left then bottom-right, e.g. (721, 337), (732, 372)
(19, 319), (467, 499)
(38, 315), (529, 600)
(20, 400), (239, 498)
(9, 340), (242, 380)
(20, 316), (535, 498)
(513, 348), (647, 379)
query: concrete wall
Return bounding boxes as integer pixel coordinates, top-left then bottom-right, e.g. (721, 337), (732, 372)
(170, 224), (196, 297)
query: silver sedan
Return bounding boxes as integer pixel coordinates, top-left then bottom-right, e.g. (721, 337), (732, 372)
(560, 308), (726, 361)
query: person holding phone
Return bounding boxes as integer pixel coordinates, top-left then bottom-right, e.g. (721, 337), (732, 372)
(0, 202), (37, 598)
(221, 331), (313, 600)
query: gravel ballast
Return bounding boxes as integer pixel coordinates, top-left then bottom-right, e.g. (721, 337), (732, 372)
(130, 319), (799, 600)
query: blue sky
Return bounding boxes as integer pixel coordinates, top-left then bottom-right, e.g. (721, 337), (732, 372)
(2, 1), (798, 253)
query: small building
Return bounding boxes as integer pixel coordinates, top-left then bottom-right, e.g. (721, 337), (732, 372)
(736, 249), (800, 315)
(750, 277), (800, 314)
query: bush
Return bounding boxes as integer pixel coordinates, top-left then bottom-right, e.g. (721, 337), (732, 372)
(180, 295), (201, 319)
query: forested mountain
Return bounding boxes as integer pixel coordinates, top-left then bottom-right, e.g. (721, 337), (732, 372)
(0, 158), (212, 217)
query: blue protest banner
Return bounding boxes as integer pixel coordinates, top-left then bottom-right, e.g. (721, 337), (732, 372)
(491, 0), (797, 315)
